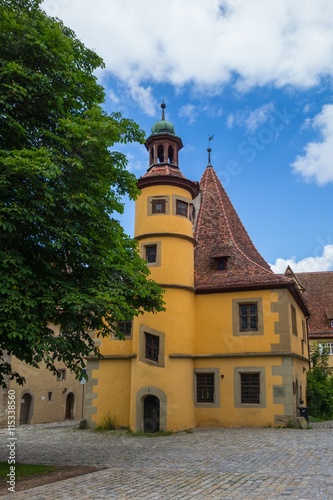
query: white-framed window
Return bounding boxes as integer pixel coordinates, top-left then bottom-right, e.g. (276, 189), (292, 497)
(318, 342), (333, 355)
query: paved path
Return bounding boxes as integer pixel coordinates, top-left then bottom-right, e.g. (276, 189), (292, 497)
(1, 421), (333, 499)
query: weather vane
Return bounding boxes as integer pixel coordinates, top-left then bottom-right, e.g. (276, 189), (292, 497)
(207, 134), (214, 166)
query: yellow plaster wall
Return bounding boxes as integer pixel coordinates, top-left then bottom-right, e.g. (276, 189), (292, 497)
(135, 185), (194, 238)
(194, 357), (285, 428)
(139, 236), (194, 288)
(129, 288), (197, 431)
(129, 357), (196, 431)
(194, 290), (280, 355)
(98, 336), (133, 357)
(91, 359), (131, 428)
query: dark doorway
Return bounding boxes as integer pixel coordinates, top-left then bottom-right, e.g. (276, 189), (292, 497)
(65, 392), (75, 420)
(19, 393), (32, 425)
(143, 395), (160, 433)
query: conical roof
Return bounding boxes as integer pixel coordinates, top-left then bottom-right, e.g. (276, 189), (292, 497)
(194, 166), (291, 290)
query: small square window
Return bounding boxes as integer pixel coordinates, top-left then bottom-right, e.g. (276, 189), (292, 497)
(176, 200), (188, 217)
(196, 373), (215, 403)
(145, 245), (157, 263)
(145, 333), (159, 362)
(139, 326), (165, 368)
(240, 373), (260, 404)
(240, 303), (258, 331)
(152, 199), (166, 214)
(117, 321), (132, 337)
(57, 369), (66, 381)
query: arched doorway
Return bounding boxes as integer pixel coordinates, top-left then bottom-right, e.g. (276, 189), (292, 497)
(136, 387), (167, 433)
(65, 392), (75, 420)
(143, 395), (160, 433)
(20, 393), (32, 425)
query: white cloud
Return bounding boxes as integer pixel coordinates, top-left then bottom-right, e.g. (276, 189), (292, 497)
(291, 104), (333, 185)
(227, 103), (275, 132)
(41, 0), (333, 105)
(179, 104), (198, 124)
(270, 245), (333, 273)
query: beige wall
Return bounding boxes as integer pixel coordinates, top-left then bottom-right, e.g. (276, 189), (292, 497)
(0, 355), (83, 427)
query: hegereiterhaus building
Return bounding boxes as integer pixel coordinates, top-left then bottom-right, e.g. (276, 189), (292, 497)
(84, 104), (310, 431)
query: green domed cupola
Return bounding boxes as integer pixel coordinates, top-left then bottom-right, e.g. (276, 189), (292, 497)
(145, 102), (183, 169)
(151, 103), (175, 135)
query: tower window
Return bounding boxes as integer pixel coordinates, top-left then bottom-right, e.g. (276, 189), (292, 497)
(117, 321), (132, 337)
(176, 200), (188, 217)
(152, 199), (166, 214)
(145, 245), (157, 263)
(145, 333), (160, 362)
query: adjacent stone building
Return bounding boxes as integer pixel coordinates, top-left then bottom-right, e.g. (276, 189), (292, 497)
(0, 324), (83, 427)
(85, 104), (310, 431)
(292, 270), (333, 367)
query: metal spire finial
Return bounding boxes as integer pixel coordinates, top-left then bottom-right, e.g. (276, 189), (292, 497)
(161, 101), (166, 120)
(207, 147), (212, 166)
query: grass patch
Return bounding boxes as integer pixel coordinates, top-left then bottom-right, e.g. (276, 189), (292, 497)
(128, 430), (173, 437)
(0, 462), (57, 479)
(309, 415), (326, 423)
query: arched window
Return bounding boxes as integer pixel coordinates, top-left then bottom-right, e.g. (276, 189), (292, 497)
(157, 145), (164, 163)
(168, 145), (174, 163)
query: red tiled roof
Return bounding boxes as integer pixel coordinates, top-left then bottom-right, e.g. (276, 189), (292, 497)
(142, 164), (186, 179)
(295, 272), (333, 337)
(194, 166), (291, 290)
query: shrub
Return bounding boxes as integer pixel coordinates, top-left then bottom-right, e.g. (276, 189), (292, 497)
(307, 343), (333, 419)
(94, 410), (116, 431)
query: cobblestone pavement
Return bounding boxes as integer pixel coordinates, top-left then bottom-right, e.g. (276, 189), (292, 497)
(1, 421), (333, 499)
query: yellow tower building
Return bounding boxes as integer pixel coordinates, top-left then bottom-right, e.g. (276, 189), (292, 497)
(85, 104), (310, 430)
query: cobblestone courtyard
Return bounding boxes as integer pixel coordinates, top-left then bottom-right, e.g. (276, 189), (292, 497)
(0, 421), (333, 499)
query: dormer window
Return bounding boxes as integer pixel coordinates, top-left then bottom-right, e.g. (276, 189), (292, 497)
(216, 256), (228, 271)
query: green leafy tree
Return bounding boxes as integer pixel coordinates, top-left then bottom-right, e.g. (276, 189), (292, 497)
(0, 0), (164, 387)
(307, 343), (333, 419)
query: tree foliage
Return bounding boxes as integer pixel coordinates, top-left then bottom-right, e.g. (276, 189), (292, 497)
(0, 0), (164, 386)
(306, 343), (333, 419)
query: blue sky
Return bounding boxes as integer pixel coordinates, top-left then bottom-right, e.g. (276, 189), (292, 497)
(42, 0), (333, 272)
